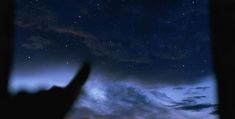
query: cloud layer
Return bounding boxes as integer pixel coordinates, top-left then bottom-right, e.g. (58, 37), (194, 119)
(64, 74), (218, 119)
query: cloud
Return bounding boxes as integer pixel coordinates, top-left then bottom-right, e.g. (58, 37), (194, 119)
(14, 2), (215, 86)
(191, 96), (207, 99)
(48, 26), (114, 58)
(176, 86), (209, 96)
(15, 7), (155, 65)
(15, 8), (110, 58)
(183, 96), (207, 102)
(15, 9), (107, 58)
(48, 26), (155, 65)
(22, 36), (52, 50)
(195, 87), (210, 91)
(15, 15), (97, 44)
(15, 20), (38, 28)
(185, 86), (211, 95)
(173, 87), (186, 90)
(15, 7), (96, 43)
(12, 71), (217, 119)
(176, 104), (217, 111)
(15, 7), (56, 29)
(67, 106), (190, 119)
(174, 95), (207, 107)
(64, 78), (214, 119)
(50, 26), (96, 40)
(181, 99), (197, 105)
(210, 109), (218, 115)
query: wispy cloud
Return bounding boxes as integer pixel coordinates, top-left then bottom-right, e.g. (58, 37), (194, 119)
(22, 36), (52, 50)
(64, 77), (217, 119)
(176, 103), (217, 111)
(195, 87), (210, 91)
(50, 26), (96, 40)
(191, 96), (207, 99)
(173, 87), (186, 90)
(210, 109), (218, 115)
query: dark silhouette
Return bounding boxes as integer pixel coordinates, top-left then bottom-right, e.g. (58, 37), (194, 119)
(0, 0), (91, 119)
(211, 0), (235, 118)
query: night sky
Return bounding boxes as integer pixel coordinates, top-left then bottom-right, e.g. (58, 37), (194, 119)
(11, 0), (218, 119)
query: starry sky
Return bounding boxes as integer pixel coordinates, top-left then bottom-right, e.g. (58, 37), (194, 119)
(10, 0), (218, 119)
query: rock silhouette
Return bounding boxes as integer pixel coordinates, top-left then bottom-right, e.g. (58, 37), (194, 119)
(0, 0), (91, 119)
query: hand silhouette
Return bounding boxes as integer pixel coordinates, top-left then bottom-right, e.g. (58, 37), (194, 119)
(0, 64), (91, 119)
(0, 1), (91, 119)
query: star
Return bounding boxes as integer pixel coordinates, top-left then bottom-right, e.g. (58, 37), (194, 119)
(27, 56), (31, 60)
(192, 0), (196, 5)
(13, 0), (216, 118)
(65, 44), (68, 48)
